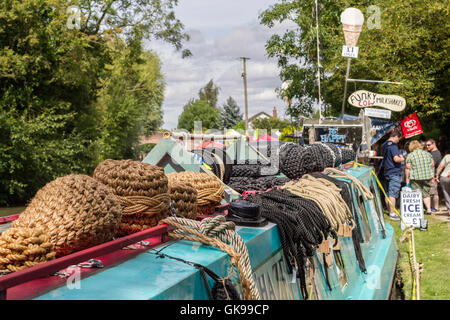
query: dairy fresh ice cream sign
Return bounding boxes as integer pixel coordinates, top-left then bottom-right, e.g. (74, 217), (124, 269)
(348, 90), (406, 112)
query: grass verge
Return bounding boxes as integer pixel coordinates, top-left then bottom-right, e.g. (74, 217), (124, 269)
(390, 214), (450, 300)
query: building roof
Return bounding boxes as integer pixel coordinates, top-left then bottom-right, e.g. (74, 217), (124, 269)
(248, 112), (271, 122)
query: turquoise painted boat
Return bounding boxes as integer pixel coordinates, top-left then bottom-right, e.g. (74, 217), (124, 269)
(0, 137), (399, 300)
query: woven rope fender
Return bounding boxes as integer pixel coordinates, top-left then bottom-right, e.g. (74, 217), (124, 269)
(93, 159), (171, 236)
(167, 171), (224, 215)
(0, 227), (56, 273)
(168, 182), (198, 219)
(12, 175), (122, 257)
(159, 215), (260, 300)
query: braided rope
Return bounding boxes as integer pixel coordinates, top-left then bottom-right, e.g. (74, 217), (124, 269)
(93, 159), (170, 235)
(324, 167), (374, 200)
(168, 182), (198, 219)
(167, 172), (224, 212)
(282, 175), (354, 231)
(160, 216), (260, 300)
(0, 227), (56, 272)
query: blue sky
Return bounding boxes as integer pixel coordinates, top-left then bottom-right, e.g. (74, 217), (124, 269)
(146, 0), (297, 130)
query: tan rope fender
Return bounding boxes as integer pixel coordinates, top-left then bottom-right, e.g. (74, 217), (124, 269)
(168, 182), (198, 219)
(167, 172), (224, 214)
(282, 174), (354, 232)
(12, 174), (122, 257)
(0, 227), (56, 272)
(93, 159), (171, 236)
(160, 216), (260, 300)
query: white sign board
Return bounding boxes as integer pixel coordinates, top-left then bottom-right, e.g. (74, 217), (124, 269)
(348, 90), (406, 112)
(342, 45), (359, 58)
(400, 190), (423, 229)
(364, 108), (391, 119)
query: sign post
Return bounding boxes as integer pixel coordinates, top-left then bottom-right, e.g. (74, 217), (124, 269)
(400, 189), (424, 230)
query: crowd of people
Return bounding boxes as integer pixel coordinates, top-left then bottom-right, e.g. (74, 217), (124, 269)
(380, 131), (450, 220)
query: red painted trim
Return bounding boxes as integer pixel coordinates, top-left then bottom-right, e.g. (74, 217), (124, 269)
(7, 234), (166, 300)
(0, 214), (20, 225)
(0, 224), (172, 294)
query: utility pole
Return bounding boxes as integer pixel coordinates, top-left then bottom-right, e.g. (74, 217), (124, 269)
(240, 57), (250, 132)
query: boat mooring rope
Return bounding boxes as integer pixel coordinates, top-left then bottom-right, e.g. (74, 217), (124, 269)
(159, 215), (259, 300)
(246, 189), (336, 300)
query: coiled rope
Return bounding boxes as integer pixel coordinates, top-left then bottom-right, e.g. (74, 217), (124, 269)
(159, 215), (259, 300)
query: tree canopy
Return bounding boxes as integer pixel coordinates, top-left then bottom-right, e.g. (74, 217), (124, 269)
(219, 97), (243, 129)
(260, 0), (449, 131)
(198, 79), (220, 109)
(0, 0), (187, 205)
(177, 99), (219, 132)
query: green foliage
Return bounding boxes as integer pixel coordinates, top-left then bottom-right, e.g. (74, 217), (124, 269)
(233, 121), (246, 131)
(260, 0), (450, 129)
(251, 117), (291, 135)
(0, 0), (187, 205)
(96, 36), (164, 160)
(280, 125), (303, 143)
(219, 97), (243, 129)
(177, 99), (219, 132)
(198, 79), (220, 109)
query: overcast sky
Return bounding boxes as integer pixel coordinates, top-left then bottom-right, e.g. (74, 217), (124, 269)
(145, 0), (297, 130)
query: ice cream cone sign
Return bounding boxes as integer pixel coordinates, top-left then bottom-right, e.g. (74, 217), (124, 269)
(340, 8), (364, 47)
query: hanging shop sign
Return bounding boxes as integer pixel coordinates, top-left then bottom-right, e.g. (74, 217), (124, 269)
(348, 90), (406, 112)
(364, 107), (391, 119)
(342, 45), (359, 58)
(400, 190), (423, 229)
(320, 128), (346, 143)
(400, 112), (423, 139)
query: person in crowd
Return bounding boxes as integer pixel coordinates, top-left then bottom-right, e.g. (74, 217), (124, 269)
(436, 150), (450, 215)
(405, 140), (435, 215)
(426, 139), (442, 212)
(381, 131), (405, 220)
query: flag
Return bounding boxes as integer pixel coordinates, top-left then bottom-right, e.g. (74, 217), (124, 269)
(400, 112), (423, 138)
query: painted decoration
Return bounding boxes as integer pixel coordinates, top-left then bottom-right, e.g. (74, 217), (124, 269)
(348, 90), (406, 112)
(320, 128), (346, 143)
(400, 112), (423, 138)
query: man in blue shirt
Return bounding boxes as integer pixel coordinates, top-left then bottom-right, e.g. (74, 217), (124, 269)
(381, 131), (405, 220)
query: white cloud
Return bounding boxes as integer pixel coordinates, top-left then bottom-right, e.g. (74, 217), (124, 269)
(145, 1), (299, 130)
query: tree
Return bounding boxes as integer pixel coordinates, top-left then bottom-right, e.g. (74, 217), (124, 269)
(260, 0), (449, 131)
(77, 0), (192, 57)
(219, 97), (243, 129)
(177, 99), (219, 132)
(96, 35), (165, 160)
(251, 117), (291, 135)
(0, 0), (187, 205)
(198, 79), (220, 109)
